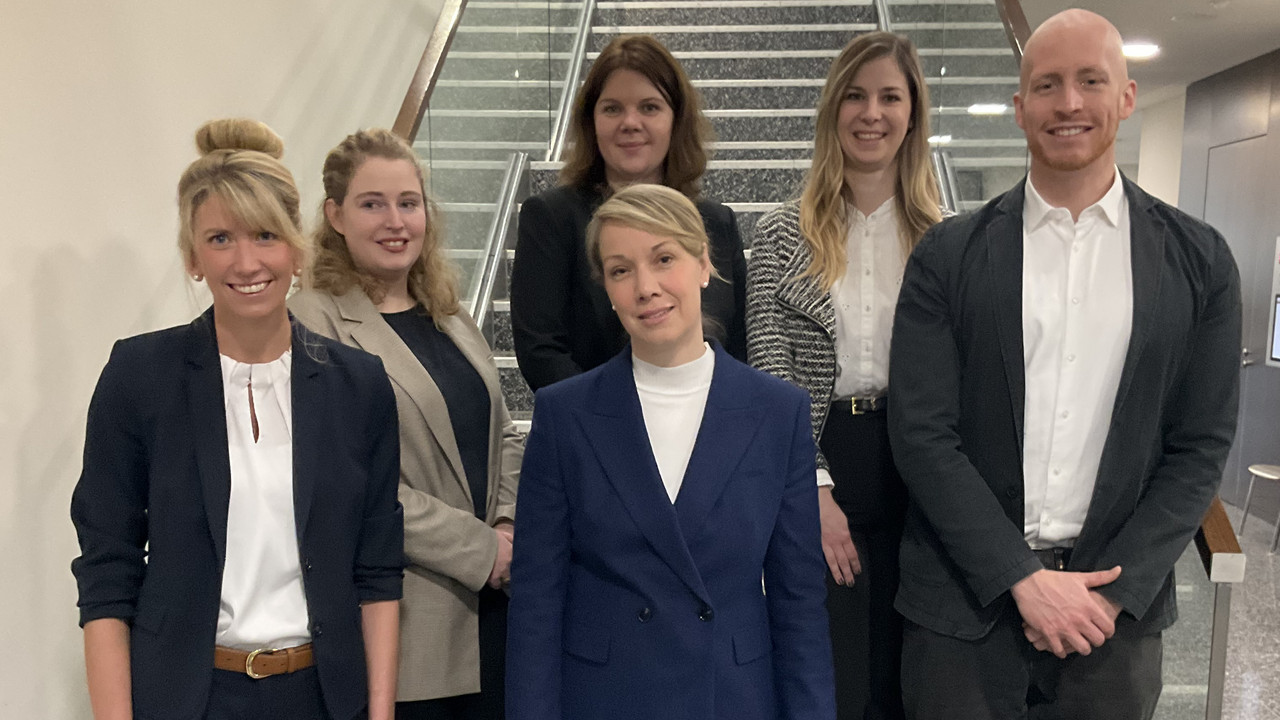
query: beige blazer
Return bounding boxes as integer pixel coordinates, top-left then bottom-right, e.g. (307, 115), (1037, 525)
(289, 288), (522, 702)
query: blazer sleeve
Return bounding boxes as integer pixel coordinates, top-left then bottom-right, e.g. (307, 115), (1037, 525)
(493, 399), (523, 524)
(746, 209), (831, 473)
(511, 192), (585, 391)
(706, 203), (748, 362)
(505, 389), (571, 720)
(354, 363), (406, 602)
(889, 231), (1044, 606)
(765, 391), (836, 719)
(1093, 231), (1242, 618)
(70, 341), (150, 626)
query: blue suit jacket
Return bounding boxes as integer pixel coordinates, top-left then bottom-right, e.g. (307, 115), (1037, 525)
(506, 344), (835, 720)
(71, 309), (404, 720)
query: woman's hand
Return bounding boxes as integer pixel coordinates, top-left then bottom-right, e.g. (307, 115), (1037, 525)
(489, 521), (514, 589)
(818, 487), (861, 586)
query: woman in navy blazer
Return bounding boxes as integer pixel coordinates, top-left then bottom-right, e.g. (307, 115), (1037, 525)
(506, 184), (835, 720)
(70, 119), (404, 720)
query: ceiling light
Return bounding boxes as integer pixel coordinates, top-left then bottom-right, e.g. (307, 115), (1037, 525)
(968, 104), (1008, 115)
(929, 135), (953, 145)
(1123, 43), (1160, 60)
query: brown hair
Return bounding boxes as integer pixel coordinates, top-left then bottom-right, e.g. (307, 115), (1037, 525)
(177, 118), (306, 273)
(306, 128), (459, 320)
(800, 32), (942, 291)
(558, 35), (713, 198)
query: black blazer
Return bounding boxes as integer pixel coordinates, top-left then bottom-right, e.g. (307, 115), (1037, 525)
(70, 309), (404, 720)
(511, 184), (748, 391)
(888, 176), (1241, 640)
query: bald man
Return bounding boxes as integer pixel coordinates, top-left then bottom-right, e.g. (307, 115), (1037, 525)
(887, 9), (1240, 719)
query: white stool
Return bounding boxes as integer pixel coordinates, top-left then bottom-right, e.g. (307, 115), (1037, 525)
(1241, 464), (1280, 553)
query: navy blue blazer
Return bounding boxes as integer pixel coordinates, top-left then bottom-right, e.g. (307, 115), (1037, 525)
(506, 344), (835, 720)
(888, 176), (1241, 639)
(70, 308), (404, 720)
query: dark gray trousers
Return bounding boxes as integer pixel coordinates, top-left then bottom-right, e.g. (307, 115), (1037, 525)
(901, 603), (1163, 720)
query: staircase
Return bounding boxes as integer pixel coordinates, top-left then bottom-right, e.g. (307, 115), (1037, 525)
(414, 0), (1038, 427)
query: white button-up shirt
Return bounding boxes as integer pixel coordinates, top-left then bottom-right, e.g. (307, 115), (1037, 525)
(216, 350), (312, 650)
(831, 198), (904, 400)
(1021, 171), (1132, 548)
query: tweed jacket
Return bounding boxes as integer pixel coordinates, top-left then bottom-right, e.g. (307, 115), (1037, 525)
(746, 200), (839, 472)
(290, 289), (523, 702)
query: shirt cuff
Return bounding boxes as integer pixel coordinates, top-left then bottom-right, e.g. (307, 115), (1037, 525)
(816, 468), (835, 488)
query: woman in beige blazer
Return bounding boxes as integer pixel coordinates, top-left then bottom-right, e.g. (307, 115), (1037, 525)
(290, 128), (522, 720)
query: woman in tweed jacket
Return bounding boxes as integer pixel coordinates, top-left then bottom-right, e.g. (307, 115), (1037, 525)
(746, 33), (941, 720)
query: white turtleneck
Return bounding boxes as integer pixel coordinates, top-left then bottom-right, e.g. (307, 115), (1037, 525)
(633, 344), (716, 503)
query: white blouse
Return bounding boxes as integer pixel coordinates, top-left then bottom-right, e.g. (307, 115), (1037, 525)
(215, 350), (311, 651)
(633, 344), (716, 503)
(830, 197), (904, 400)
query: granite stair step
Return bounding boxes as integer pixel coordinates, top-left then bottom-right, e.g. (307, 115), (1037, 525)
(595, 1), (875, 27)
(588, 25), (877, 53)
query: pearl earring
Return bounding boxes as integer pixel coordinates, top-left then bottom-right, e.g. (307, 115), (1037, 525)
(192, 273), (204, 282)
(701, 281), (708, 288)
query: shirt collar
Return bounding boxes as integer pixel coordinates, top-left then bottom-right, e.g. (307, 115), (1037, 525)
(1024, 167), (1125, 231)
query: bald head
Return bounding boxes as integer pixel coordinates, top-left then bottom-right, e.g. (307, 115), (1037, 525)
(1020, 9), (1129, 92)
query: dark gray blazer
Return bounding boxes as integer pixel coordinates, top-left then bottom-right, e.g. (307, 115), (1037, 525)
(888, 175), (1241, 639)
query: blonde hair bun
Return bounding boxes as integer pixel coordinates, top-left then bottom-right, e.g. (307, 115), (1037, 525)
(195, 118), (285, 159)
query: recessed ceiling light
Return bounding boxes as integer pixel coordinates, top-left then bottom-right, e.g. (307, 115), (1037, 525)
(929, 135), (953, 145)
(1123, 43), (1160, 60)
(968, 104), (1008, 115)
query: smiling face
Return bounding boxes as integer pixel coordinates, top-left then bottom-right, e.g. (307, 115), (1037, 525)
(1014, 12), (1136, 179)
(187, 193), (298, 325)
(837, 54), (913, 178)
(326, 156), (427, 292)
(594, 69), (674, 189)
(598, 221), (710, 367)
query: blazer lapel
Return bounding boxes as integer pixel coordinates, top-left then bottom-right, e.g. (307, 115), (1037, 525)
(186, 309), (232, 570)
(335, 293), (471, 506)
(579, 352), (712, 605)
(986, 187), (1028, 451)
(1111, 179), (1166, 417)
(290, 322), (324, 541)
(673, 346), (764, 544)
(774, 232), (836, 336)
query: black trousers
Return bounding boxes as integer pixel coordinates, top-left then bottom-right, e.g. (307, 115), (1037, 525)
(901, 602), (1163, 720)
(820, 407), (908, 720)
(396, 586), (509, 720)
(205, 665), (350, 720)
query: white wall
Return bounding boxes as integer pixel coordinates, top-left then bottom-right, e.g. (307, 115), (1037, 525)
(1137, 88), (1188, 206)
(0, 0), (443, 715)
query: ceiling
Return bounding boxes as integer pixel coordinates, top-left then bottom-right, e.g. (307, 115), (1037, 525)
(1020, 0), (1280, 109)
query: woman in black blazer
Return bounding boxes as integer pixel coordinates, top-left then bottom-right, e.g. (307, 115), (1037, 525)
(510, 34), (747, 392)
(70, 119), (404, 720)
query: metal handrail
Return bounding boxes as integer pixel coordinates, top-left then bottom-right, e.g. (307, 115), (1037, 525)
(993, 0), (1031, 64)
(471, 152), (530, 331)
(392, 0), (469, 139)
(546, 0), (598, 162)
(931, 149), (957, 214)
(873, 0), (893, 33)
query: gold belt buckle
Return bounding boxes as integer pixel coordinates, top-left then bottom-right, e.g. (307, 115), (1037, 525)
(245, 647), (281, 679)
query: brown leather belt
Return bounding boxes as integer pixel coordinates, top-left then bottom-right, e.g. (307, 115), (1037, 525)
(214, 643), (315, 679)
(831, 396), (887, 415)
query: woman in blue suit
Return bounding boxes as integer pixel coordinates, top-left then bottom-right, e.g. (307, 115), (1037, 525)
(506, 184), (835, 720)
(70, 119), (404, 720)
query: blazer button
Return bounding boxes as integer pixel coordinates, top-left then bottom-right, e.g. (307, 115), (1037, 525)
(637, 607), (652, 623)
(311, 623), (323, 638)
(1005, 487), (1018, 499)
(303, 559), (313, 573)
(698, 607), (714, 622)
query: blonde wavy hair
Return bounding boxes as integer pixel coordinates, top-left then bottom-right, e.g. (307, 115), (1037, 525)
(177, 118), (306, 273)
(307, 128), (459, 320)
(801, 32), (942, 291)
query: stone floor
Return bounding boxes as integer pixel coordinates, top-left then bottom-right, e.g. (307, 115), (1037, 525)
(1156, 503), (1280, 719)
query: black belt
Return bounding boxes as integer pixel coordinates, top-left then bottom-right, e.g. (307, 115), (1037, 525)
(1032, 547), (1072, 571)
(830, 396), (887, 415)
